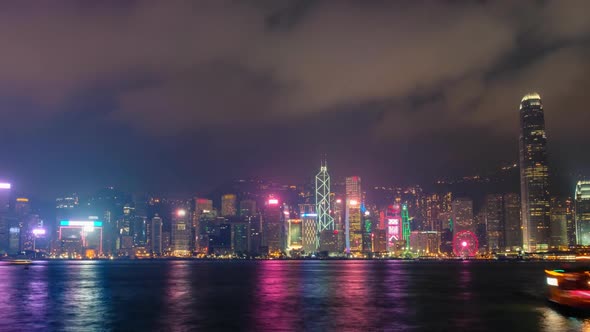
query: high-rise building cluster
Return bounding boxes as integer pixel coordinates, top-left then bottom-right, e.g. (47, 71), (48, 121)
(0, 93), (589, 259)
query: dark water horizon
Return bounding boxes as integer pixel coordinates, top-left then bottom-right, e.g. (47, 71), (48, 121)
(1, 260), (589, 331)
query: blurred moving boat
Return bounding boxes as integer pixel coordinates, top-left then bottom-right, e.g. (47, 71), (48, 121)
(546, 268), (590, 309)
(0, 258), (33, 265)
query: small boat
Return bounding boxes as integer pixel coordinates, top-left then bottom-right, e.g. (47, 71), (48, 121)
(546, 268), (590, 309)
(0, 258), (33, 265)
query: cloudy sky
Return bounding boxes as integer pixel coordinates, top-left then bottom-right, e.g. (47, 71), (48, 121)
(0, 0), (589, 197)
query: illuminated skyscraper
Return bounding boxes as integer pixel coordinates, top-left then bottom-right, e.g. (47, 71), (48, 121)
(248, 215), (262, 255)
(372, 229), (387, 253)
(118, 203), (134, 254)
(565, 198), (576, 246)
(442, 192), (452, 213)
(316, 160), (334, 231)
(207, 217), (232, 255)
(171, 209), (190, 256)
(333, 198), (345, 252)
(362, 211), (373, 253)
(402, 204), (411, 250)
(0, 182), (11, 253)
(193, 198), (213, 252)
(263, 197), (283, 255)
(575, 181), (590, 245)
(287, 219), (302, 251)
(519, 93), (550, 252)
(385, 204), (401, 252)
(550, 198), (568, 248)
(131, 217), (147, 247)
(452, 198), (474, 234)
(503, 193), (522, 251)
(194, 198), (213, 224)
(426, 194), (441, 231)
(485, 194), (504, 252)
(300, 204), (317, 254)
(316, 160), (335, 252)
(15, 198), (33, 253)
(221, 194), (237, 217)
(151, 215), (163, 256)
(345, 176), (362, 253)
(232, 220), (250, 254)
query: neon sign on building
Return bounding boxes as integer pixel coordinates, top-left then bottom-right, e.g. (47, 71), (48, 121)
(386, 204), (401, 251)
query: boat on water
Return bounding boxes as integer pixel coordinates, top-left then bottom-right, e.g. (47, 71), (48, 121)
(0, 257), (33, 265)
(546, 268), (590, 309)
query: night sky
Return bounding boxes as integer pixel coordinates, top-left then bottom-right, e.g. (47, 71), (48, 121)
(1, 1), (589, 198)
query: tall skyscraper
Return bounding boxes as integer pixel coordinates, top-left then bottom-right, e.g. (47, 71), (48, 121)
(232, 220), (250, 254)
(151, 215), (163, 256)
(316, 161), (338, 253)
(131, 217), (147, 247)
(575, 181), (590, 245)
(171, 209), (191, 256)
(550, 198), (568, 248)
(401, 204), (411, 251)
(193, 198), (213, 252)
(221, 194), (237, 217)
(452, 198), (474, 234)
(385, 204), (401, 252)
(316, 161), (334, 231)
(14, 197), (33, 253)
(248, 215), (262, 255)
(565, 198), (576, 246)
(345, 176), (362, 253)
(118, 203), (135, 254)
(287, 218), (302, 251)
(426, 194), (441, 232)
(0, 182), (12, 253)
(503, 193), (522, 251)
(316, 160), (335, 249)
(263, 197), (283, 255)
(300, 204), (317, 254)
(361, 210), (373, 253)
(333, 198), (345, 252)
(194, 198), (213, 224)
(519, 93), (550, 252)
(485, 194), (504, 252)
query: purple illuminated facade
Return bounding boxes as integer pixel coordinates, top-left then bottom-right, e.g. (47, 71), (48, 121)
(386, 204), (401, 252)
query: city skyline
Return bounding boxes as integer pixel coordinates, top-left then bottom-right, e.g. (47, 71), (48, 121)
(0, 90), (589, 258)
(2, 3), (590, 331)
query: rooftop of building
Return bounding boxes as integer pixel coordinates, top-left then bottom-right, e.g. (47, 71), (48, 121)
(521, 92), (541, 103)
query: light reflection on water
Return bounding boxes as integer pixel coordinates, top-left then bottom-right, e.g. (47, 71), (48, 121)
(159, 261), (192, 331)
(0, 261), (590, 331)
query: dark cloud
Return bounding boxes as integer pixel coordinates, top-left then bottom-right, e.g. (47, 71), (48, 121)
(0, 0), (589, 196)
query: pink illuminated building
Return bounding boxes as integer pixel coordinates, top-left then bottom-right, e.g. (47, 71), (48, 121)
(386, 204), (402, 252)
(263, 197), (284, 255)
